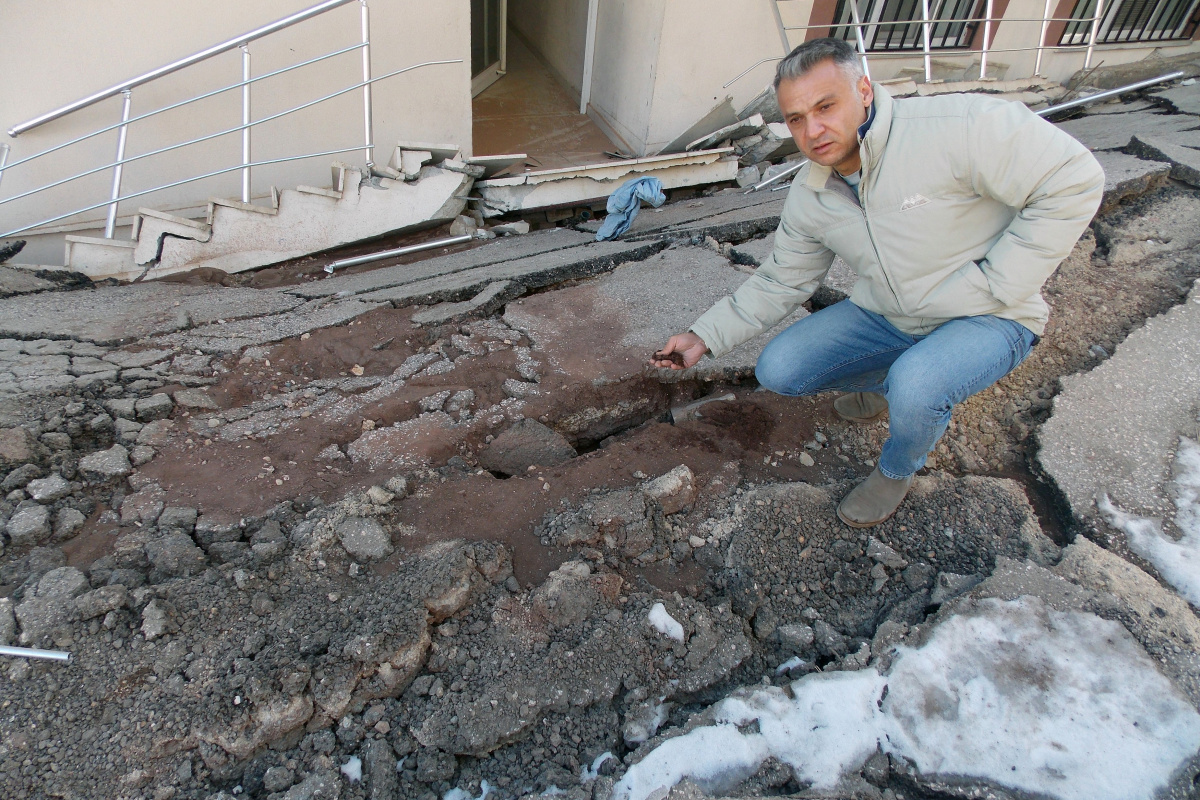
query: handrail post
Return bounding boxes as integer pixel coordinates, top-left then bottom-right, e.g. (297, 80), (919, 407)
(847, 0), (872, 80)
(360, 0), (374, 169)
(0, 144), (9, 194)
(921, 0), (933, 82)
(241, 45), (252, 203)
(1034, 0), (1053, 76)
(980, 0), (994, 79)
(1084, 0), (1106, 69)
(104, 90), (133, 239)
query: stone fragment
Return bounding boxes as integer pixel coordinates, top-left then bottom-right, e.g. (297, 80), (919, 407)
(145, 533), (208, 577)
(78, 444), (132, 482)
(73, 585), (128, 620)
(158, 506), (198, 532)
(385, 476), (408, 498)
(262, 766), (295, 794)
(0, 427), (48, 468)
(38, 566), (89, 599)
(52, 508), (86, 541)
(105, 399), (138, 419)
(735, 165), (761, 188)
(141, 598), (178, 640)
(337, 517), (393, 561)
(419, 390), (452, 412)
(867, 537), (908, 569)
(114, 417), (143, 444)
(6, 504), (51, 547)
(501, 377), (538, 398)
(1, 463), (42, 492)
(129, 445), (155, 466)
(642, 465), (697, 515)
(477, 418), (576, 476)
(361, 738), (398, 799)
(366, 485), (395, 505)
(120, 484), (166, 526)
(172, 388), (219, 410)
(531, 560), (622, 629)
(930, 571), (984, 605)
(0, 598), (14, 645)
(135, 393), (174, 421)
(136, 419), (174, 447)
(26, 474), (71, 503)
(776, 623), (815, 651)
(39, 432), (72, 451)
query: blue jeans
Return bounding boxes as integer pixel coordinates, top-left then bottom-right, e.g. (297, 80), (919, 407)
(755, 301), (1037, 480)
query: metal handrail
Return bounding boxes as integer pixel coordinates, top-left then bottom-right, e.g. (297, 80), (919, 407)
(7, 0), (359, 137)
(0, 42), (366, 177)
(0, 60), (463, 213)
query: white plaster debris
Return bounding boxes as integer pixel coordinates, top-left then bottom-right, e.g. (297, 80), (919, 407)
(581, 752), (614, 782)
(444, 779), (492, 800)
(1099, 437), (1200, 607)
(613, 597), (1200, 800)
(647, 602), (684, 642)
(774, 655), (806, 674)
(339, 755), (362, 783)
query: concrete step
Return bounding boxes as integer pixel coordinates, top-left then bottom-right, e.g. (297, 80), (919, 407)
(64, 236), (138, 281)
(133, 207), (212, 267)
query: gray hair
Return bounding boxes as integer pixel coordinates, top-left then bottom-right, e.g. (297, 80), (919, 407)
(773, 38), (864, 91)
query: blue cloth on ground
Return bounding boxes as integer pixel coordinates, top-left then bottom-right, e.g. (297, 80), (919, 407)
(595, 176), (666, 241)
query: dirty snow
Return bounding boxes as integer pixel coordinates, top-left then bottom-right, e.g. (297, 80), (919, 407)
(647, 602), (684, 641)
(1099, 437), (1200, 607)
(444, 779), (492, 800)
(340, 755), (362, 782)
(581, 752), (615, 782)
(612, 597), (1200, 800)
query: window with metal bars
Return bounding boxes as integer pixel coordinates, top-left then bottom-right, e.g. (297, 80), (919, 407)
(830, 0), (982, 50)
(1059, 0), (1200, 43)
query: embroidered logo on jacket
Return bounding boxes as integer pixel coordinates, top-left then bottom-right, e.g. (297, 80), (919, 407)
(900, 194), (931, 211)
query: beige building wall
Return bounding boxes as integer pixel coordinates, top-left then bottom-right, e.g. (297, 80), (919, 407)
(0, 0), (473, 266)
(508, 0), (591, 101)
(586, 0), (668, 156)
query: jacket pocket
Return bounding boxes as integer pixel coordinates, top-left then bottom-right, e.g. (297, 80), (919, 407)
(911, 260), (1003, 319)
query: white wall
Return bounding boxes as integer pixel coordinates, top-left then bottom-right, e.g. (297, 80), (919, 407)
(508, 0), (590, 101)
(0, 0), (473, 265)
(586, 0), (668, 156)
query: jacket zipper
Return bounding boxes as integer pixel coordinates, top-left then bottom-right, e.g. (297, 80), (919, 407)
(856, 137), (906, 315)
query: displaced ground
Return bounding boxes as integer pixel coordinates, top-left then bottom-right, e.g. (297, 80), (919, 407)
(1, 80), (1200, 800)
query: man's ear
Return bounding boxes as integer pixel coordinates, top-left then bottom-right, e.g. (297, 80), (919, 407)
(859, 74), (874, 108)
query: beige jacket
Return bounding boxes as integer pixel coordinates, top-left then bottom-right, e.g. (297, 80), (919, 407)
(690, 84), (1104, 357)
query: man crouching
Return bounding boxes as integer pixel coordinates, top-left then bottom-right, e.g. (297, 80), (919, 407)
(652, 38), (1103, 527)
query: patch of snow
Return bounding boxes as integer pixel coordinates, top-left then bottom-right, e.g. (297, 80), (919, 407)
(774, 656), (806, 674)
(541, 786), (566, 796)
(444, 780), (491, 800)
(1099, 437), (1200, 607)
(581, 751), (614, 782)
(340, 755), (362, 783)
(613, 597), (1200, 800)
(624, 700), (670, 745)
(396, 756), (407, 772)
(647, 602), (684, 641)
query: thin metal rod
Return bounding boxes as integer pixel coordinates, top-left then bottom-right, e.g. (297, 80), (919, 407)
(0, 59), (463, 211)
(980, 0), (995, 79)
(921, 0), (934, 82)
(769, 0), (792, 54)
(500, 0), (509, 72)
(0, 644), (70, 662)
(1, 44), (366, 176)
(723, 57), (786, 89)
(242, 46), (252, 204)
(9, 0), (359, 137)
(324, 233), (478, 272)
(780, 14), (1099, 30)
(847, 0), (873, 80)
(0, 144), (9, 194)
(1034, 0), (1054, 76)
(1085, 0), (1107, 68)
(2, 147), (365, 238)
(360, 1), (374, 168)
(104, 91), (133, 239)
(1036, 70), (1184, 116)
(745, 159), (808, 193)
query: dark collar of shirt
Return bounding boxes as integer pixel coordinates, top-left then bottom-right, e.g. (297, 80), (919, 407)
(857, 102), (877, 143)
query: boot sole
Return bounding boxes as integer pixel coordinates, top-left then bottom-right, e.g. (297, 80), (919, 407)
(836, 504), (900, 528)
(834, 408), (888, 424)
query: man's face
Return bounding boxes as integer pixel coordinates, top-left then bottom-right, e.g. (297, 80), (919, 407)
(777, 59), (873, 174)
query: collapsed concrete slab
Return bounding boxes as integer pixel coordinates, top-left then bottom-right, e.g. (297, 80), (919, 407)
(578, 189), (783, 241)
(1150, 82), (1200, 116)
(1039, 278), (1200, 527)
(1093, 150), (1173, 211)
(1129, 131), (1200, 187)
(1055, 109), (1200, 151)
(475, 149), (740, 218)
(503, 246), (805, 385)
(155, 298), (383, 354)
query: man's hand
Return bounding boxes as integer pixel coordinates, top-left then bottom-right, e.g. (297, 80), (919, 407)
(651, 332), (708, 370)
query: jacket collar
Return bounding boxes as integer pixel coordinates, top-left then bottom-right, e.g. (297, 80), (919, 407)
(805, 82), (894, 191)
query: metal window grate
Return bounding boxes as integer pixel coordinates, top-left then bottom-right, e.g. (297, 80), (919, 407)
(831, 0), (982, 49)
(1060, 0), (1200, 43)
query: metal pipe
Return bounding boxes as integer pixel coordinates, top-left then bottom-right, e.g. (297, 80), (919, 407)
(921, 0), (934, 82)
(360, 0), (374, 169)
(8, 0), (359, 137)
(980, 0), (995, 79)
(0, 144), (9, 194)
(2, 146), (366, 239)
(847, 0), (873, 80)
(1034, 0), (1054, 76)
(0, 44), (367, 176)
(0, 59), (463, 211)
(323, 232), (480, 273)
(1085, 0), (1106, 69)
(0, 645), (70, 662)
(242, 46), (252, 204)
(769, 0), (792, 55)
(1036, 70), (1184, 116)
(104, 91), (133, 239)
(745, 159), (808, 193)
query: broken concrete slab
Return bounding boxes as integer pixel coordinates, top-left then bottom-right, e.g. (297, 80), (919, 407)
(0, 283), (303, 345)
(1054, 109), (1200, 151)
(477, 418), (577, 476)
(1039, 278), (1200, 525)
(686, 115), (764, 152)
(730, 233), (858, 306)
(286, 228), (594, 300)
(410, 280), (524, 326)
(1093, 150), (1173, 211)
(355, 239), (667, 309)
(1129, 131), (1200, 187)
(1150, 82), (1200, 116)
(636, 199), (786, 244)
(656, 98), (738, 156)
(145, 165), (473, 279)
(154, 298), (383, 354)
(475, 149), (740, 218)
(0, 267), (56, 298)
(578, 189), (783, 241)
(739, 123), (799, 166)
(503, 246), (806, 384)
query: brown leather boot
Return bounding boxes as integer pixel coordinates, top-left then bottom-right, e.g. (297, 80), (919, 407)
(833, 392), (888, 423)
(837, 467), (912, 528)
